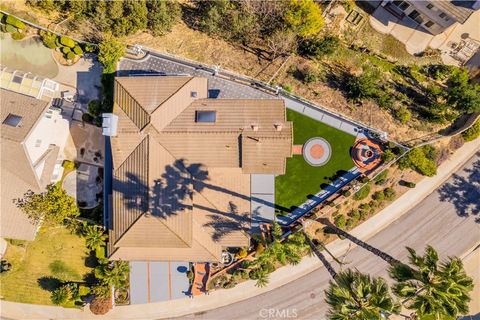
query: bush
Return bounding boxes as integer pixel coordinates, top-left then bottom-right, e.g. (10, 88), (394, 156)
(404, 181), (416, 188)
(88, 100), (102, 117)
(374, 170), (389, 185)
(1, 25), (7, 33)
(334, 215), (346, 229)
(372, 191), (385, 202)
(40, 30), (57, 49)
(341, 189), (352, 197)
(62, 46), (71, 54)
(82, 113), (94, 123)
(66, 52), (75, 60)
(5, 24), (16, 33)
(236, 247), (248, 259)
(51, 285), (71, 305)
(11, 32), (25, 40)
(462, 119), (480, 142)
(395, 105), (412, 124)
(90, 297), (112, 315)
(283, 84), (293, 93)
(60, 36), (76, 48)
(255, 243), (265, 255)
(98, 33), (126, 74)
(6, 15), (25, 29)
(303, 68), (319, 84)
(423, 64), (454, 81)
(55, 36), (63, 48)
(73, 45), (83, 55)
(383, 187), (396, 201)
(299, 35), (340, 58)
(353, 184), (371, 201)
(62, 160), (75, 170)
(399, 147), (437, 177)
(84, 43), (96, 53)
(344, 69), (381, 102)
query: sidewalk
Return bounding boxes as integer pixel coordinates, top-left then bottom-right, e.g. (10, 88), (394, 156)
(1, 138), (479, 320)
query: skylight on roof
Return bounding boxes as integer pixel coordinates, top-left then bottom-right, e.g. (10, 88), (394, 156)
(195, 110), (216, 123)
(3, 114), (22, 127)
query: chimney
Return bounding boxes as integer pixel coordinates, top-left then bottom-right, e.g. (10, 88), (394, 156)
(251, 124), (259, 131)
(275, 123), (283, 131)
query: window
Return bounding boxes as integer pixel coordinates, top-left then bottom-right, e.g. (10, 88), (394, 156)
(3, 114), (22, 127)
(425, 20), (434, 28)
(408, 10), (420, 20)
(426, 3), (434, 9)
(393, 1), (410, 11)
(439, 12), (446, 18)
(12, 75), (23, 84)
(195, 110), (216, 123)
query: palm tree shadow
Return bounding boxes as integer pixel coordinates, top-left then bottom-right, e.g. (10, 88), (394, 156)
(437, 157), (480, 223)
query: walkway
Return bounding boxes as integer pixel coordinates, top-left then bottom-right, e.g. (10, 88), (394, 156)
(2, 139), (477, 320)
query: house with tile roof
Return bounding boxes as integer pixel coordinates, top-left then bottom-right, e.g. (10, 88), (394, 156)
(1, 88), (70, 241)
(106, 76), (293, 262)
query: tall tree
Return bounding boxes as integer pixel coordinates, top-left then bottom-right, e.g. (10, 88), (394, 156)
(98, 33), (126, 74)
(122, 0), (148, 35)
(285, 0), (324, 38)
(389, 246), (473, 319)
(83, 224), (108, 251)
(15, 184), (79, 225)
(325, 270), (401, 320)
(95, 260), (130, 288)
(147, 0), (181, 36)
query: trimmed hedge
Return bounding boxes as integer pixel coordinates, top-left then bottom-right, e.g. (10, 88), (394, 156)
(60, 36), (76, 48)
(66, 51), (75, 60)
(62, 46), (71, 54)
(73, 45), (83, 55)
(6, 15), (25, 29)
(55, 37), (62, 47)
(5, 24), (16, 33)
(462, 119), (480, 142)
(353, 184), (371, 201)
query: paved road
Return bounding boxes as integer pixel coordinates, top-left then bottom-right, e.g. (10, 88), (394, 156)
(183, 152), (480, 320)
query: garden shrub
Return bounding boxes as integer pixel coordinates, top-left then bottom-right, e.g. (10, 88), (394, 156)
(346, 218), (355, 229)
(6, 15), (25, 29)
(422, 64), (454, 81)
(0, 13), (4, 22)
(51, 285), (71, 305)
(347, 209), (361, 220)
(383, 187), (396, 201)
(66, 52), (75, 60)
(255, 243), (265, 255)
(399, 146), (437, 177)
(1, 25), (7, 33)
(236, 247), (248, 259)
(84, 43), (97, 53)
(353, 184), (371, 201)
(283, 84), (293, 93)
(88, 100), (102, 117)
(395, 105), (412, 124)
(404, 181), (416, 188)
(462, 119), (480, 142)
(62, 160), (75, 170)
(60, 36), (76, 48)
(40, 30), (57, 49)
(359, 203), (371, 213)
(374, 169), (389, 185)
(341, 189), (351, 197)
(5, 24), (16, 33)
(73, 45), (83, 55)
(372, 191), (385, 202)
(62, 46), (71, 54)
(334, 215), (346, 229)
(82, 113), (94, 123)
(299, 35), (340, 58)
(303, 68), (319, 84)
(11, 32), (25, 40)
(55, 36), (63, 48)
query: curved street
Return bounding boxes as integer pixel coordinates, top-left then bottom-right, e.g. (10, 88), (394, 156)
(181, 151), (480, 320)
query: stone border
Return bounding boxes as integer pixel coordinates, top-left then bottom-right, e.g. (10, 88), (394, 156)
(302, 137), (332, 167)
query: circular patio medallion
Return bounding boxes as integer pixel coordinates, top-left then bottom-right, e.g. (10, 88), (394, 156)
(303, 137), (332, 167)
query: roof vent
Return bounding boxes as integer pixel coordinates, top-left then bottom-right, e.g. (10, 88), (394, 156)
(191, 91), (198, 98)
(275, 123), (283, 131)
(102, 113), (119, 136)
(251, 124), (259, 131)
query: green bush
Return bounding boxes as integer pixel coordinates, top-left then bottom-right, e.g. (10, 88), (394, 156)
(381, 149), (396, 163)
(395, 105), (412, 124)
(334, 214), (346, 229)
(60, 36), (76, 48)
(374, 170), (389, 185)
(462, 119), (480, 142)
(5, 24), (16, 33)
(55, 37), (63, 48)
(84, 43), (97, 53)
(341, 189), (352, 197)
(40, 30), (57, 49)
(353, 184), (371, 201)
(62, 160), (75, 170)
(11, 32), (25, 40)
(87, 100), (102, 117)
(383, 187), (396, 201)
(372, 191), (385, 202)
(404, 181), (416, 188)
(66, 52), (75, 60)
(300, 35), (340, 58)
(82, 113), (94, 122)
(73, 45), (83, 55)
(6, 15), (26, 29)
(399, 146), (437, 177)
(51, 285), (71, 305)
(283, 84), (293, 93)
(62, 46), (71, 54)
(0, 13), (4, 22)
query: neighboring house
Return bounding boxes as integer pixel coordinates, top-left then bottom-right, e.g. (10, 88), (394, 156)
(378, 0), (480, 35)
(105, 76), (293, 262)
(0, 87), (69, 241)
(368, 1), (480, 62)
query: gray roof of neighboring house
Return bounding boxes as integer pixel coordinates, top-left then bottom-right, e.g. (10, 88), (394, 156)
(0, 89), (51, 240)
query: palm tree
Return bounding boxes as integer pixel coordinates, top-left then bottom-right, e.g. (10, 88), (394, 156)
(84, 224), (108, 251)
(95, 260), (130, 288)
(321, 218), (402, 266)
(51, 285), (71, 305)
(255, 270), (270, 288)
(325, 270), (401, 320)
(389, 246), (473, 319)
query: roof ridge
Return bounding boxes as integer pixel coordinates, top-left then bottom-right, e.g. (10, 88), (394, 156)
(115, 79), (151, 129)
(114, 135), (148, 174)
(149, 76), (194, 115)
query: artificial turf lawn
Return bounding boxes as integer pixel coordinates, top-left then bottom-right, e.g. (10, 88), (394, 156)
(275, 109), (357, 213)
(0, 225), (92, 306)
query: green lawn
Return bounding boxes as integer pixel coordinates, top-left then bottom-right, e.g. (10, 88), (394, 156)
(0, 226), (93, 305)
(275, 109), (356, 213)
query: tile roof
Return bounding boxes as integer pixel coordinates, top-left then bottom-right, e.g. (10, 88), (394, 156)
(0, 89), (52, 240)
(109, 76), (292, 262)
